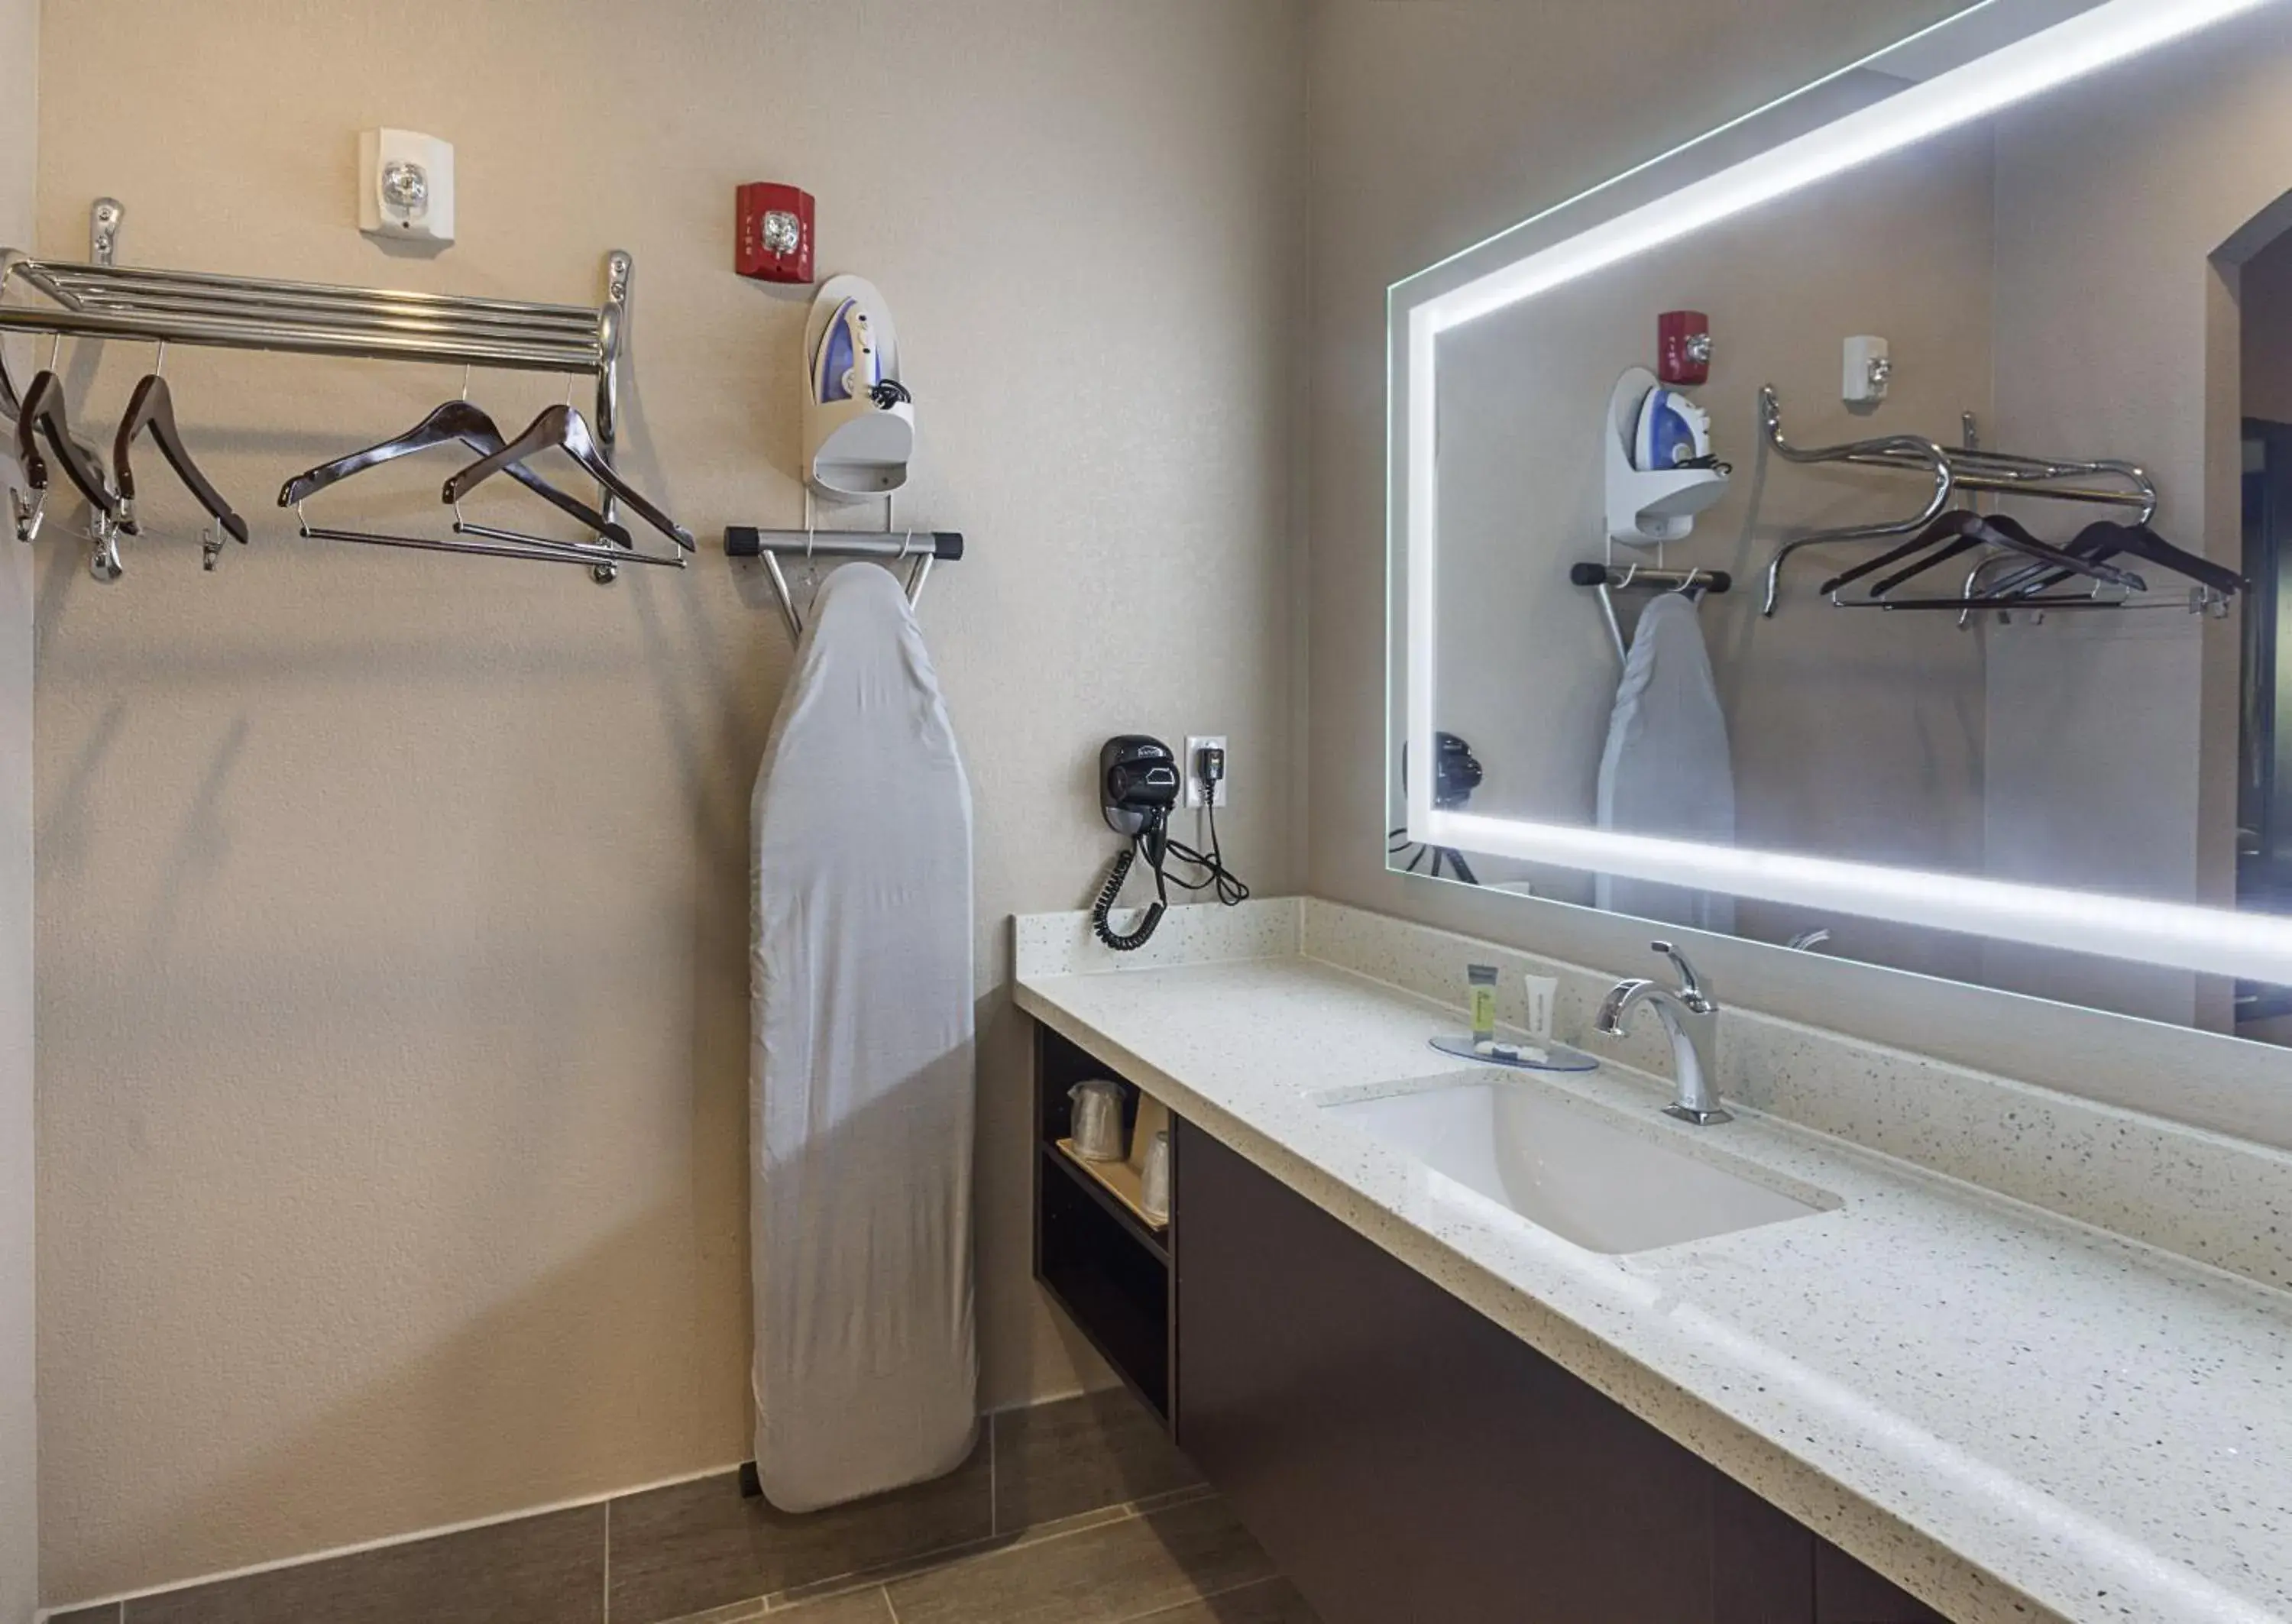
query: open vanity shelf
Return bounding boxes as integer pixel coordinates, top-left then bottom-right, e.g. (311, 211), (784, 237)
(1052, 1137), (1167, 1237)
(1032, 1024), (1176, 1423)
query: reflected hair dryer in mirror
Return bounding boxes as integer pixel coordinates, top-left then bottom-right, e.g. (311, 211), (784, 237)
(1391, 733), (1482, 885)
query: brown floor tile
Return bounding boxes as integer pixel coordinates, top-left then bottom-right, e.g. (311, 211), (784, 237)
(883, 1496), (1276, 1624)
(649, 1600), (766, 1624)
(607, 1441), (991, 1624)
(992, 1388), (1202, 1532)
(1122, 1577), (1322, 1623)
(772, 1587), (895, 1622)
(121, 1504), (603, 1624)
(655, 1584), (892, 1624)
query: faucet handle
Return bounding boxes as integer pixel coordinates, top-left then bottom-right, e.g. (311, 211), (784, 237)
(1649, 940), (1711, 1006)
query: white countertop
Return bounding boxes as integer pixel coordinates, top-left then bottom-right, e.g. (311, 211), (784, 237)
(1015, 942), (2292, 1624)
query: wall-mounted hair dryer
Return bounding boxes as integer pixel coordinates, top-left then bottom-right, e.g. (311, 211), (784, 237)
(1093, 736), (1180, 951)
(1101, 736), (1181, 839)
(1091, 735), (1248, 952)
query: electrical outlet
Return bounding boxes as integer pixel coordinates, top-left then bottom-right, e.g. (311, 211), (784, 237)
(1185, 736), (1229, 809)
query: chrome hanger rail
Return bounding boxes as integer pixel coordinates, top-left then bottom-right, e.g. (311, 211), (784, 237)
(0, 199), (662, 584)
(1572, 559), (1730, 662)
(725, 526), (963, 640)
(1756, 386), (2156, 616)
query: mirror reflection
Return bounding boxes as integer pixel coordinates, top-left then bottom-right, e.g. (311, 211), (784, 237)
(1396, 0), (2292, 1042)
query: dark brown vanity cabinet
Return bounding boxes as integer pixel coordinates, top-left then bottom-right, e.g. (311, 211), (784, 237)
(1028, 1024), (1944, 1622)
(1814, 1547), (1952, 1624)
(1171, 1123), (1947, 1624)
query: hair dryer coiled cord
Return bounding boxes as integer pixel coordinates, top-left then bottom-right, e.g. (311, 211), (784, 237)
(1092, 843), (1167, 951)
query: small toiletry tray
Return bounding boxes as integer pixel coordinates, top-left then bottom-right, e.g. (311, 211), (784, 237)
(1429, 1034), (1599, 1072)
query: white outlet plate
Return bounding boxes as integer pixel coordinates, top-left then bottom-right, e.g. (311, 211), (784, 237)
(1184, 736), (1229, 809)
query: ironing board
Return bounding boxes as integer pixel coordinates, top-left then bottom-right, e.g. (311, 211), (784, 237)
(1595, 592), (1737, 933)
(749, 562), (977, 1511)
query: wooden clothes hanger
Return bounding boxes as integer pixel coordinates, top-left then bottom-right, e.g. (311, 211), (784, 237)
(1820, 509), (2144, 605)
(1983, 518), (2244, 603)
(2, 346), (99, 500)
(115, 369), (250, 556)
(441, 403), (693, 552)
(282, 393), (657, 567)
(280, 397), (632, 546)
(14, 370), (118, 517)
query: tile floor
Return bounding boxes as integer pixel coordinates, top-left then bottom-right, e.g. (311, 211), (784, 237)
(656, 1490), (1319, 1624)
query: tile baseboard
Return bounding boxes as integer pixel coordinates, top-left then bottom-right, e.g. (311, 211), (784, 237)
(125, 1506), (606, 1624)
(41, 1387), (1199, 1624)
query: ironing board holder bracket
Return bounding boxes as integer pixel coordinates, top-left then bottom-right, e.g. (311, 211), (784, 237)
(726, 497), (964, 640)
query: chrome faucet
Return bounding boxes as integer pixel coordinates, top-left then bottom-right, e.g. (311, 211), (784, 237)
(1594, 940), (1729, 1125)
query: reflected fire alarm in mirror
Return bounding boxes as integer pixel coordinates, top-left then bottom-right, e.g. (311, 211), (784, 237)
(736, 183), (815, 283)
(1844, 335), (1892, 404)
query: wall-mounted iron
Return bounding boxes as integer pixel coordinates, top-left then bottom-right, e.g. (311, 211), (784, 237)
(802, 275), (914, 498)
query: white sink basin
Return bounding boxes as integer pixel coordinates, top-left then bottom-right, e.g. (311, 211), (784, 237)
(1322, 1076), (1826, 1254)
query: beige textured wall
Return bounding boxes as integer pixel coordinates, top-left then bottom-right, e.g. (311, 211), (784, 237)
(2, 0), (38, 1615)
(33, 0), (1303, 1603)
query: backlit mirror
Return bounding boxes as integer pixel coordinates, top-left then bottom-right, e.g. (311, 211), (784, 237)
(1387, 0), (2292, 1043)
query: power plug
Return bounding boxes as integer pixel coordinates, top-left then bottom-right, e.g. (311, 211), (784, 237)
(1184, 736), (1229, 809)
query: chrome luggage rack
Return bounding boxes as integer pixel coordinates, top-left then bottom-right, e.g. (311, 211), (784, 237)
(1755, 386), (2158, 616)
(1, 199), (666, 582)
(1, 253), (623, 381)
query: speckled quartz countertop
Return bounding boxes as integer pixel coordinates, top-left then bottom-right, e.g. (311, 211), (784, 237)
(1014, 901), (2292, 1624)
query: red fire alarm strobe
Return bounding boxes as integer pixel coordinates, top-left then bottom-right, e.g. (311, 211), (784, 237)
(1659, 310), (1712, 386)
(736, 183), (815, 283)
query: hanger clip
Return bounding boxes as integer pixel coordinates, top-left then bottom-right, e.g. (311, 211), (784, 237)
(9, 485), (42, 545)
(86, 513), (124, 584)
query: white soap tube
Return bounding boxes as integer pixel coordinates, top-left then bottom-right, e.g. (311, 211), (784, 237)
(1522, 974), (1556, 1043)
